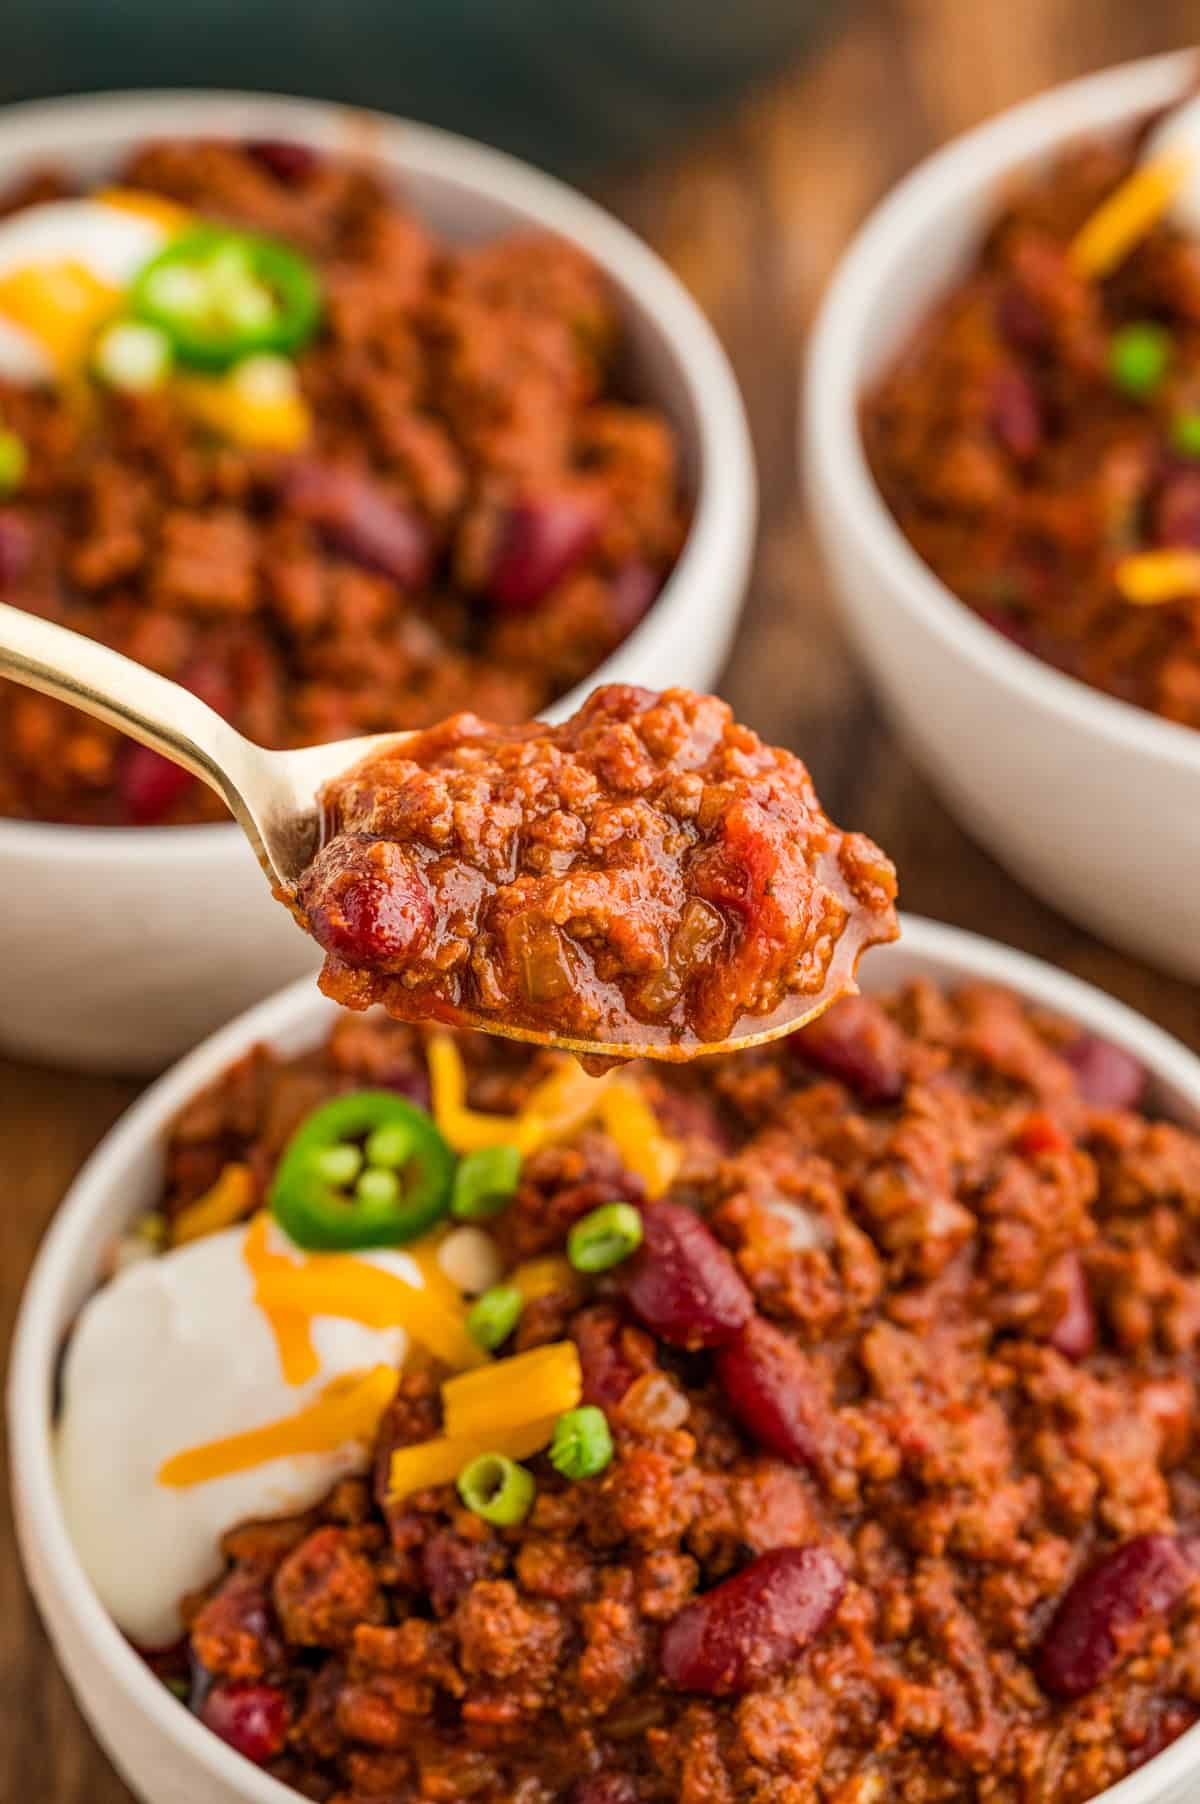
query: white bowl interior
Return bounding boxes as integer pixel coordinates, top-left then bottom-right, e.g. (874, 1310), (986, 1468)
(11, 913), (1200, 1803)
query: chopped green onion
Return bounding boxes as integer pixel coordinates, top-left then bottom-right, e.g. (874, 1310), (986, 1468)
(1109, 322), (1172, 398)
(355, 1167), (400, 1208)
(549, 1405), (613, 1479)
(452, 1144), (523, 1220)
(0, 428), (27, 495)
(457, 1452), (535, 1525)
(466, 1282), (524, 1351)
(93, 320), (173, 393)
(567, 1202), (643, 1273)
(365, 1121), (416, 1169)
(313, 1142), (363, 1188)
(1172, 410), (1200, 460)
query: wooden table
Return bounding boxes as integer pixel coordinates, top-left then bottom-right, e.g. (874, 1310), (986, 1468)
(5, 5), (1200, 1795)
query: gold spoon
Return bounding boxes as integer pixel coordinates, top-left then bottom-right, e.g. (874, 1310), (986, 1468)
(0, 600), (863, 1062)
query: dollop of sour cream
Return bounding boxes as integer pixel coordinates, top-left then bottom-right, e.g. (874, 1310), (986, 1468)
(1145, 96), (1200, 237)
(56, 1221), (421, 1649)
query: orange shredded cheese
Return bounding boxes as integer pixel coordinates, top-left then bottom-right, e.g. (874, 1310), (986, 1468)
(1069, 153), (1190, 279)
(441, 1340), (582, 1441)
(253, 1249), (488, 1372)
(243, 1212), (320, 1385)
(95, 186), (192, 232)
(601, 1079), (681, 1199)
(172, 1162), (256, 1247)
(0, 261), (121, 372)
(511, 1256), (578, 1302)
(158, 1365), (398, 1488)
(388, 1414), (560, 1501)
(176, 372), (312, 451)
(1114, 548), (1200, 605)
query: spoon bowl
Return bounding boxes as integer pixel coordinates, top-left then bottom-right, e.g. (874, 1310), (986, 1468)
(0, 600), (860, 1061)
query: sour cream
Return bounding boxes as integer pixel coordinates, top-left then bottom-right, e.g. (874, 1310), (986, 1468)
(56, 1222), (420, 1648)
(1144, 96), (1200, 237)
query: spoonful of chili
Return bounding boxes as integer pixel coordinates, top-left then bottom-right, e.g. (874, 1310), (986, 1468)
(0, 601), (899, 1065)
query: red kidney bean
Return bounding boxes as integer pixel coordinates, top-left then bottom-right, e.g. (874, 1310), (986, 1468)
(608, 560), (663, 635)
(715, 1317), (823, 1467)
(298, 835), (434, 968)
(990, 369), (1042, 461)
(1154, 471), (1200, 549)
(245, 138), (318, 183)
(622, 1201), (753, 1349)
(284, 461), (432, 591)
(659, 1546), (845, 1695)
(489, 494), (604, 612)
(789, 995), (904, 1105)
(1036, 1535), (1198, 1699)
(0, 510), (33, 588)
(200, 1680), (289, 1764)
(1062, 1034), (1146, 1110)
(119, 743), (195, 825)
(572, 1304), (641, 1409)
(1047, 1252), (1096, 1362)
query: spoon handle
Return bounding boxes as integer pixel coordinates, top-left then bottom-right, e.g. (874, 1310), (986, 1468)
(0, 599), (250, 816)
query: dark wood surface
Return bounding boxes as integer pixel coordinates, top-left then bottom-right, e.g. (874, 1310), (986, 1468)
(5, 5), (1199, 1794)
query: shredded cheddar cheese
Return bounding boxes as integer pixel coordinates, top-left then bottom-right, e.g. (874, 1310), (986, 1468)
(243, 1212), (321, 1386)
(388, 1415), (560, 1501)
(254, 1248), (488, 1372)
(158, 1365), (397, 1488)
(1114, 548), (1200, 605)
(95, 186), (192, 233)
(176, 371), (312, 451)
(601, 1079), (681, 1199)
(1069, 153), (1190, 279)
(172, 1162), (255, 1246)
(511, 1256), (578, 1302)
(441, 1340), (582, 1441)
(0, 261), (121, 373)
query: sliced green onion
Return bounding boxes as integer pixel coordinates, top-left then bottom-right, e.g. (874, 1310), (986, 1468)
(355, 1167), (400, 1207)
(365, 1120), (416, 1169)
(457, 1452), (535, 1525)
(567, 1202), (643, 1273)
(1171, 410), (1200, 460)
(0, 428), (27, 495)
(93, 320), (173, 393)
(1109, 322), (1172, 398)
(313, 1142), (363, 1187)
(549, 1405), (613, 1479)
(452, 1144), (523, 1220)
(466, 1283), (524, 1351)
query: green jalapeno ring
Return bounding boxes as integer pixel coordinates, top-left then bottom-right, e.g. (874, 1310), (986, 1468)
(131, 225), (322, 371)
(269, 1091), (453, 1250)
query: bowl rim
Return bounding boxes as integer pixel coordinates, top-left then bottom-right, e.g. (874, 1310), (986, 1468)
(0, 86), (755, 865)
(11, 911), (1200, 1804)
(804, 46), (1200, 779)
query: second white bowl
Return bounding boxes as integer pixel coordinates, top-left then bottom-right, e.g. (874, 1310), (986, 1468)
(805, 51), (1200, 978)
(11, 913), (1200, 1804)
(0, 89), (755, 1074)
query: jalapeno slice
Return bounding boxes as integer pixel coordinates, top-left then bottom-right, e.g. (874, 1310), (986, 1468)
(131, 225), (321, 370)
(269, 1091), (454, 1250)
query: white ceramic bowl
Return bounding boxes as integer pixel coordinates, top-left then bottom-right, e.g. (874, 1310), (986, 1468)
(11, 912), (1200, 1804)
(805, 50), (1200, 978)
(0, 89), (755, 1075)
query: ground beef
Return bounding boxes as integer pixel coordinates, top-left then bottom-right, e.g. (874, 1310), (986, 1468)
(862, 114), (1200, 726)
(296, 684), (900, 1053)
(156, 982), (1200, 1803)
(0, 140), (687, 825)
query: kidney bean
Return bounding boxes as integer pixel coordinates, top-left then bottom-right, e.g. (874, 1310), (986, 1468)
(715, 1317), (823, 1467)
(298, 835), (434, 968)
(0, 510), (33, 587)
(1036, 1535), (1198, 1700)
(284, 461), (432, 591)
(990, 369), (1042, 461)
(1062, 1034), (1146, 1110)
(245, 138), (318, 183)
(118, 743), (195, 825)
(572, 1304), (642, 1408)
(200, 1680), (289, 1764)
(489, 494), (604, 612)
(659, 1546), (845, 1695)
(1047, 1252), (1096, 1362)
(789, 995), (904, 1105)
(622, 1200), (752, 1349)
